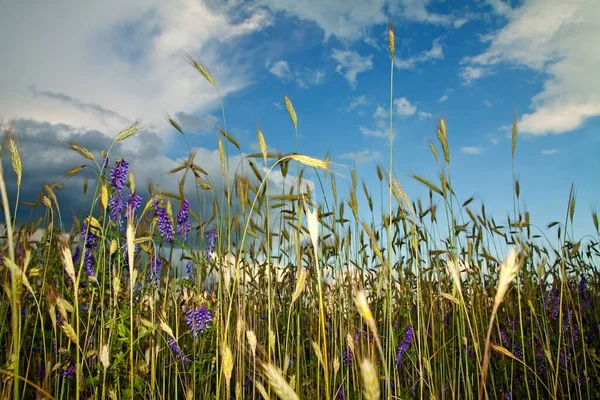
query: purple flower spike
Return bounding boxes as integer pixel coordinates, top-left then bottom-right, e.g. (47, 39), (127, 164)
(126, 192), (142, 218)
(109, 159), (128, 192)
(154, 199), (174, 242)
(176, 199), (191, 241)
(186, 306), (212, 338)
(395, 324), (414, 369)
(205, 228), (218, 258)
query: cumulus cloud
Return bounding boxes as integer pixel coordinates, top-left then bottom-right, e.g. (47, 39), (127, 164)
(394, 97), (417, 116)
(418, 111), (432, 120)
(462, 0), (600, 135)
(339, 149), (380, 164)
(266, 59), (325, 88)
(174, 111), (219, 134)
(461, 146), (484, 155)
(0, 0), (272, 141)
(331, 49), (373, 88)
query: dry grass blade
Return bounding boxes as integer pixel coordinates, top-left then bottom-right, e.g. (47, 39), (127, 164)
(436, 117), (450, 164)
(165, 113), (184, 134)
(8, 139), (22, 187)
(284, 96), (297, 129)
(256, 129), (268, 164)
(115, 123), (138, 143)
(66, 140), (95, 161)
(387, 21), (395, 60)
(411, 174), (443, 196)
(360, 358), (380, 400)
(285, 154), (329, 171)
(511, 111), (518, 159)
(263, 364), (299, 400)
(185, 53), (217, 88)
(219, 128), (241, 150)
(65, 165), (86, 177)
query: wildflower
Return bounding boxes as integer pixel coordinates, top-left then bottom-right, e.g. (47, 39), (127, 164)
(108, 194), (124, 226)
(205, 228), (217, 257)
(154, 199), (174, 242)
(343, 346), (353, 367)
(564, 309), (573, 332)
(72, 246), (82, 264)
(83, 248), (96, 278)
(500, 327), (510, 346)
(167, 337), (181, 357)
(537, 346), (546, 376)
(186, 306), (212, 338)
(176, 199), (191, 241)
(185, 261), (196, 280)
(513, 342), (523, 361)
(60, 364), (75, 379)
(396, 324), (414, 369)
(109, 158), (128, 192)
(147, 256), (162, 286)
(126, 192), (142, 217)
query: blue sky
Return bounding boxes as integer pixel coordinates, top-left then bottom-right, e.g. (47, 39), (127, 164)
(0, 0), (598, 240)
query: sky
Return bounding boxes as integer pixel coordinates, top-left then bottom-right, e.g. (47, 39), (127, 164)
(0, 0), (598, 242)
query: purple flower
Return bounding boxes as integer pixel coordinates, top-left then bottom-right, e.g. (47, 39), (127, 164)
(186, 306), (212, 338)
(109, 158), (128, 192)
(537, 346), (546, 376)
(396, 324), (414, 369)
(564, 309), (573, 332)
(186, 261), (196, 280)
(500, 327), (510, 346)
(72, 246), (82, 264)
(109, 194), (124, 227)
(126, 192), (142, 218)
(167, 337), (181, 355)
(154, 199), (174, 242)
(513, 342), (523, 360)
(205, 228), (217, 257)
(343, 346), (353, 367)
(84, 248), (95, 277)
(176, 199), (191, 241)
(147, 256), (162, 286)
(60, 365), (75, 379)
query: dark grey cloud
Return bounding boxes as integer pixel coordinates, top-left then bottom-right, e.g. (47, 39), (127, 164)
(29, 86), (131, 125)
(174, 111), (219, 134)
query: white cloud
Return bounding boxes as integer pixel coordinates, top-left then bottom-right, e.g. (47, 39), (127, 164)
(541, 149), (559, 155)
(463, 0), (600, 135)
(373, 105), (388, 119)
(0, 0), (273, 141)
(261, 0), (388, 42)
(394, 97), (417, 116)
(396, 38), (444, 69)
(339, 149), (380, 164)
(268, 60), (292, 79)
(461, 146), (484, 155)
(346, 95), (369, 111)
(331, 49), (373, 88)
(389, 0), (470, 27)
(459, 65), (486, 85)
(359, 126), (390, 139)
(487, 134), (500, 145)
(438, 94), (449, 103)
(266, 59), (325, 88)
(418, 111), (432, 120)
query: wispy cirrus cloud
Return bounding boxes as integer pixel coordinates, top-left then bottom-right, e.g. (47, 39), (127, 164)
(339, 149), (380, 164)
(461, 146), (484, 155)
(541, 149), (559, 155)
(396, 38), (444, 69)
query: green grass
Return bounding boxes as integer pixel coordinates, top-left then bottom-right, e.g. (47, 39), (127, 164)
(0, 30), (599, 400)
